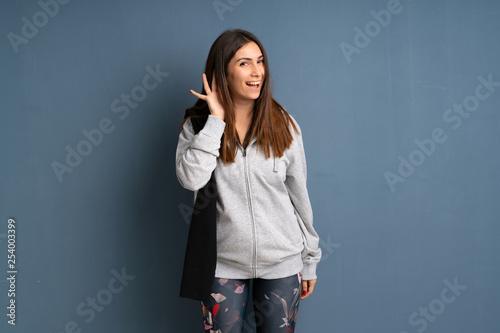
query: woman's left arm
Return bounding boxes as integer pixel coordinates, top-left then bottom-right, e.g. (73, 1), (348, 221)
(284, 116), (322, 297)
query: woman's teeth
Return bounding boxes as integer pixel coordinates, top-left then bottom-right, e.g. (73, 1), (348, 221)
(246, 81), (261, 86)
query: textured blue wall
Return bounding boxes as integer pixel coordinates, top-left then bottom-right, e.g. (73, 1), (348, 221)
(1, 0), (499, 332)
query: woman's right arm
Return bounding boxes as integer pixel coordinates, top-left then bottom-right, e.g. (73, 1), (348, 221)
(175, 115), (226, 191)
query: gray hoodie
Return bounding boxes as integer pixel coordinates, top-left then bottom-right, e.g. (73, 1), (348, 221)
(176, 113), (321, 281)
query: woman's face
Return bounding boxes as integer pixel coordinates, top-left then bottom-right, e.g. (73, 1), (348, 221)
(226, 41), (265, 104)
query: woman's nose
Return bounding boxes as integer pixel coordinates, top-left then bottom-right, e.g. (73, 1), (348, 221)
(252, 62), (263, 77)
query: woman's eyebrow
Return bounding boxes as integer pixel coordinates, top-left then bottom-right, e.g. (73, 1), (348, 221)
(235, 55), (264, 62)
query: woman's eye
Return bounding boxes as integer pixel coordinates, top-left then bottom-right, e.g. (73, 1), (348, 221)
(239, 60), (263, 66)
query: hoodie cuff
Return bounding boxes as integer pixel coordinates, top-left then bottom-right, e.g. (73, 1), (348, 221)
(200, 115), (226, 139)
(301, 261), (318, 281)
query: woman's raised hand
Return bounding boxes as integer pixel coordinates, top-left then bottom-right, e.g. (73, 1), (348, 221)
(189, 73), (225, 121)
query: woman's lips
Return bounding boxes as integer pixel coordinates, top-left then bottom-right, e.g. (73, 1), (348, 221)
(246, 80), (261, 89)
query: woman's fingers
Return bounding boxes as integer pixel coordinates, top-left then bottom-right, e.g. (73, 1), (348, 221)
(189, 73), (213, 99)
(300, 280), (309, 299)
(300, 279), (317, 300)
(202, 73), (211, 94)
(188, 72), (225, 121)
(189, 89), (205, 100)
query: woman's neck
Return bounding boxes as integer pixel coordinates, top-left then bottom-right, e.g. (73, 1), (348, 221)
(233, 99), (255, 145)
(233, 99), (255, 123)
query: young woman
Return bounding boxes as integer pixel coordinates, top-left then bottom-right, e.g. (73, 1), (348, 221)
(176, 29), (321, 332)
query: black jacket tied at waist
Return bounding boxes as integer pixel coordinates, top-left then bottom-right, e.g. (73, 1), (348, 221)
(179, 107), (217, 301)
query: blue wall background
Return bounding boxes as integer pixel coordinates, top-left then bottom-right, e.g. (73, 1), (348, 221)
(1, 0), (499, 332)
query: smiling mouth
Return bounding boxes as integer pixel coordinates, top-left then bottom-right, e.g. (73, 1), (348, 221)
(246, 80), (261, 88)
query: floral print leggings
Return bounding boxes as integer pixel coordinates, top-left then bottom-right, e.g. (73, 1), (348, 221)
(201, 273), (302, 333)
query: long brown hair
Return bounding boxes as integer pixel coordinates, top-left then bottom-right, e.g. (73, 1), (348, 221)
(180, 29), (298, 164)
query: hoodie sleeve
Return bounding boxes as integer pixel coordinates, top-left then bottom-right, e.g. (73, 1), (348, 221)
(176, 115), (226, 191)
(284, 116), (322, 280)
